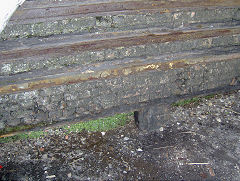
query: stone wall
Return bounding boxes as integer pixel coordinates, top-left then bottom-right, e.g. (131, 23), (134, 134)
(1, 34), (240, 76)
(1, 54), (239, 130)
(1, 7), (239, 40)
(0, 0), (240, 131)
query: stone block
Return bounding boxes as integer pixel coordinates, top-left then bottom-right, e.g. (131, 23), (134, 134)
(6, 118), (21, 127)
(0, 121), (5, 129)
(136, 103), (172, 131)
(95, 16), (112, 28)
(90, 51), (105, 62)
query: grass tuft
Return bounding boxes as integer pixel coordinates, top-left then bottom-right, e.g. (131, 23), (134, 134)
(0, 122), (47, 137)
(0, 130), (47, 143)
(63, 112), (133, 133)
(172, 94), (217, 107)
(0, 112), (133, 143)
(172, 97), (201, 107)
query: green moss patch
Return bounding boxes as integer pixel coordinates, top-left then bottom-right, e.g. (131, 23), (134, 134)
(0, 112), (133, 143)
(172, 94), (217, 107)
(63, 112), (133, 133)
(0, 122), (47, 137)
(172, 97), (201, 107)
(0, 130), (47, 143)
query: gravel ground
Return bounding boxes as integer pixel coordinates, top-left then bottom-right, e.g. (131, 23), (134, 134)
(0, 90), (240, 181)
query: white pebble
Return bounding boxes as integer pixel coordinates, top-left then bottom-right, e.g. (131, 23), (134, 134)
(67, 173), (72, 178)
(42, 154), (48, 159)
(46, 175), (56, 179)
(216, 118), (221, 123)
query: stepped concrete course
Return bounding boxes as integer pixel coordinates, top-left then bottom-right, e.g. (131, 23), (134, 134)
(0, 0), (240, 131)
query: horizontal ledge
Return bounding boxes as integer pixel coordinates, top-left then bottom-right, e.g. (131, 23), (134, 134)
(1, 27), (240, 62)
(11, 0), (240, 23)
(19, 0), (240, 10)
(0, 50), (239, 95)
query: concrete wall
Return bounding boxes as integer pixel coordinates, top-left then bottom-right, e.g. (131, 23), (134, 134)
(0, 0), (240, 131)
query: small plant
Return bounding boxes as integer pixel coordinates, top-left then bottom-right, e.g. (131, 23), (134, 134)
(204, 94), (216, 100)
(172, 97), (201, 107)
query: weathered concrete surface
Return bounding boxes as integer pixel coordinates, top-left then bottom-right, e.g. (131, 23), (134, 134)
(1, 4), (240, 40)
(0, 49), (240, 94)
(1, 90), (240, 180)
(0, 50), (239, 129)
(0, 28), (240, 76)
(136, 103), (171, 130)
(0, 0), (240, 132)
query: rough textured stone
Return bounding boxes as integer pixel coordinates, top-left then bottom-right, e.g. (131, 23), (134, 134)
(2, 34), (240, 76)
(0, 17), (96, 40)
(1, 8), (238, 40)
(0, 2), (240, 131)
(0, 121), (4, 129)
(136, 104), (171, 130)
(6, 118), (21, 127)
(0, 57), (239, 130)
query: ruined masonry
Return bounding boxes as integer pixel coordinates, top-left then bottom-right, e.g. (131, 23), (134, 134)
(0, 0), (240, 131)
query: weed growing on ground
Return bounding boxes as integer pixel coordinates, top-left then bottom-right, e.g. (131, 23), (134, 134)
(63, 112), (133, 133)
(172, 94), (217, 107)
(0, 112), (133, 143)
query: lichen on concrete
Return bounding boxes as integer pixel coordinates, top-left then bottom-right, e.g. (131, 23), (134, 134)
(1, 34), (240, 76)
(0, 2), (240, 132)
(1, 8), (238, 40)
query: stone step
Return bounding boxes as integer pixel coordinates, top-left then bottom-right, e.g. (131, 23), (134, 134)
(1, 0), (239, 40)
(12, 0), (240, 22)
(0, 48), (240, 128)
(1, 26), (240, 75)
(0, 0), (240, 131)
(19, 0), (240, 10)
(0, 46), (240, 94)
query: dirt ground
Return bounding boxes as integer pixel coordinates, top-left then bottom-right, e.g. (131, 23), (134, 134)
(0, 90), (240, 181)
